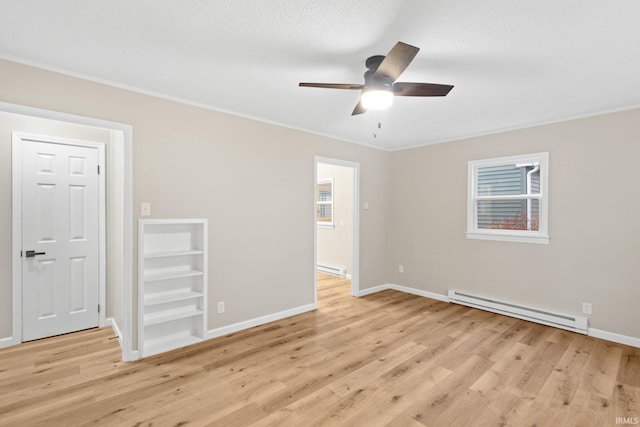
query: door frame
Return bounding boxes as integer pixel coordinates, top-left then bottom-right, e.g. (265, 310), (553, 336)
(314, 156), (360, 303)
(12, 132), (106, 341)
(2, 101), (134, 361)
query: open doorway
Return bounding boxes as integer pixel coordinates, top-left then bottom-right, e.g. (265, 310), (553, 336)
(314, 157), (359, 303)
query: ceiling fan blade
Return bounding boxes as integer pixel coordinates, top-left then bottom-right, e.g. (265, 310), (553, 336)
(393, 82), (454, 97)
(299, 82), (364, 90)
(351, 100), (367, 116)
(373, 42), (419, 82)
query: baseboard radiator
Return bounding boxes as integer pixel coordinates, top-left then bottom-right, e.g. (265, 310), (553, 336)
(317, 264), (346, 278)
(448, 290), (588, 334)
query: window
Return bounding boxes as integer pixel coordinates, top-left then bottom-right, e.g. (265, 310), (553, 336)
(467, 152), (549, 244)
(316, 179), (334, 228)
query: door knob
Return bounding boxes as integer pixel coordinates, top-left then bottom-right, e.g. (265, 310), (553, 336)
(25, 250), (46, 258)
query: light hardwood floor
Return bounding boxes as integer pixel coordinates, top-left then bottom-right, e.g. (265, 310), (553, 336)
(1, 273), (638, 426)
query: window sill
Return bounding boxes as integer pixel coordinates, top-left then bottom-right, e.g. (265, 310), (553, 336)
(466, 231), (549, 244)
(317, 223), (334, 230)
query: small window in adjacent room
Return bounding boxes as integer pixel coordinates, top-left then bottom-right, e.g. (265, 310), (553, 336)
(467, 152), (549, 244)
(316, 178), (334, 228)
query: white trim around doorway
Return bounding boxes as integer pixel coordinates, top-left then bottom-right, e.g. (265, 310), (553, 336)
(314, 156), (360, 303)
(1, 101), (133, 361)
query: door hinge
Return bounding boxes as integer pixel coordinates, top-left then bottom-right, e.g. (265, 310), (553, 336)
(97, 165), (100, 175)
(98, 304), (100, 313)
(20, 250), (22, 257)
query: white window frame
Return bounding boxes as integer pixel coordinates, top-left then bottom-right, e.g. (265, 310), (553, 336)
(316, 178), (334, 229)
(467, 152), (549, 244)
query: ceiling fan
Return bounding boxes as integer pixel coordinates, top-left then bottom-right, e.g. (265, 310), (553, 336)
(299, 41), (454, 116)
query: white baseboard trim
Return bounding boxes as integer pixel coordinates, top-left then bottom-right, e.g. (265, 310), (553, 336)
(207, 303), (316, 340)
(106, 317), (123, 347)
(346, 273), (352, 280)
(356, 284), (391, 297)
(589, 328), (640, 348)
(356, 283), (449, 303)
(390, 284), (449, 303)
(0, 336), (15, 349)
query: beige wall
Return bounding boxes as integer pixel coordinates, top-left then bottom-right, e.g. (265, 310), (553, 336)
(317, 163), (354, 275)
(1, 57), (637, 345)
(388, 108), (640, 338)
(0, 59), (391, 342)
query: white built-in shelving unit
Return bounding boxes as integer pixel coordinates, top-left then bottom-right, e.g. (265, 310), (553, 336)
(138, 219), (207, 358)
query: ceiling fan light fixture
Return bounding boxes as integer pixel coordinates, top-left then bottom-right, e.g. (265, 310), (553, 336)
(361, 88), (393, 110)
(298, 42), (453, 116)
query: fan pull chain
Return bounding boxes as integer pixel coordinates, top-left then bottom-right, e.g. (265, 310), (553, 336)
(373, 120), (382, 138)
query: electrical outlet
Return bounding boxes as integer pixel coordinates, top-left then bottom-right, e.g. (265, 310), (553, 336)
(582, 302), (592, 315)
(398, 265), (404, 273)
(217, 301), (225, 314)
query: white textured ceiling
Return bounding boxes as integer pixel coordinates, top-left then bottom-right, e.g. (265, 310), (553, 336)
(1, 1), (639, 150)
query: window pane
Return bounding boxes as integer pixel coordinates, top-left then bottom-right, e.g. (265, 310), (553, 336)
(478, 199), (539, 231)
(317, 204), (332, 222)
(477, 164), (540, 196)
(317, 182), (332, 201)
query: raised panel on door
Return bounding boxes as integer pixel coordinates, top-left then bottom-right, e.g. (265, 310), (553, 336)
(33, 257), (57, 319)
(36, 182), (57, 243)
(69, 256), (88, 313)
(69, 185), (87, 240)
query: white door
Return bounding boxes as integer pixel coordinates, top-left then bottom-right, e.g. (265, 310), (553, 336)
(21, 139), (100, 341)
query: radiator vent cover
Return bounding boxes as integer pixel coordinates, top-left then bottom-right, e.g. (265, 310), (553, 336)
(317, 264), (346, 278)
(448, 290), (588, 334)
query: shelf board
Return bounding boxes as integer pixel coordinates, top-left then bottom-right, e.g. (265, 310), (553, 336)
(144, 290), (203, 307)
(144, 249), (204, 259)
(144, 269), (203, 283)
(144, 335), (202, 357)
(144, 307), (203, 326)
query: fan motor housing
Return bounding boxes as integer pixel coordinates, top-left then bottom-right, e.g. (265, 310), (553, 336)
(364, 73), (393, 92)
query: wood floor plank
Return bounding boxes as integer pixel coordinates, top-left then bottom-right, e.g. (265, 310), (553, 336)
(399, 354), (494, 426)
(532, 335), (596, 410)
(327, 341), (427, 398)
(469, 342), (534, 395)
(339, 363), (453, 426)
(582, 340), (624, 399)
(617, 347), (640, 387)
(0, 273), (638, 426)
(611, 383), (640, 420)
